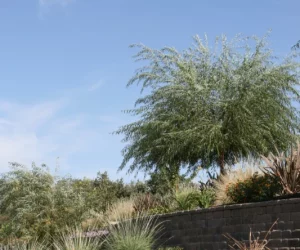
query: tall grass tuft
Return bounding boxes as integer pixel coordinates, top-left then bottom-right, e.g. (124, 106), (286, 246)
(105, 213), (164, 250)
(214, 163), (262, 205)
(53, 228), (104, 250)
(106, 198), (135, 224)
(0, 240), (46, 250)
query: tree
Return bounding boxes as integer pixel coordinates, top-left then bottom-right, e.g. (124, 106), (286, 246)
(117, 34), (300, 179)
(292, 40), (300, 50)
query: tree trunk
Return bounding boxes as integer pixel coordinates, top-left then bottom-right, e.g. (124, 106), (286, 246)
(219, 151), (226, 175)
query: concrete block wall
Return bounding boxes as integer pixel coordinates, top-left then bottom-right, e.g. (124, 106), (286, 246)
(157, 198), (300, 250)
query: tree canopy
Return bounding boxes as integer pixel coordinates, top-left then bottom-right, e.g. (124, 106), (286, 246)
(117, 34), (300, 178)
(293, 40), (300, 50)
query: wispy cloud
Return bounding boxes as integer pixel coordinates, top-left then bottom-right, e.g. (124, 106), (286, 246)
(88, 81), (104, 92)
(0, 94), (129, 180)
(0, 98), (92, 172)
(39, 0), (75, 7)
(38, 0), (76, 18)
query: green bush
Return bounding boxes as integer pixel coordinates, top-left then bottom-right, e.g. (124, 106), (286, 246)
(173, 185), (215, 211)
(226, 173), (281, 203)
(0, 163), (149, 244)
(195, 188), (215, 208)
(133, 193), (160, 213)
(173, 186), (198, 210)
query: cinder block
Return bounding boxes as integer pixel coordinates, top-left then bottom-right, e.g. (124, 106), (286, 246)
(291, 212), (300, 221)
(291, 229), (300, 238)
(288, 238), (300, 247)
(282, 230), (292, 238)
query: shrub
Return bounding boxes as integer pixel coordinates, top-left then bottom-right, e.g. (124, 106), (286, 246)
(148, 194), (174, 215)
(133, 193), (161, 213)
(262, 144), (300, 194)
(213, 163), (263, 205)
(171, 184), (216, 211)
(173, 185), (199, 211)
(105, 213), (164, 250)
(0, 163), (150, 244)
(195, 187), (215, 208)
(226, 173), (281, 203)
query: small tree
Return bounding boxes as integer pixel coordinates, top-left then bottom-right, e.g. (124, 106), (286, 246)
(117, 34), (300, 180)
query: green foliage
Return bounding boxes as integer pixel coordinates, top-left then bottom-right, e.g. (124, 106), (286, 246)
(133, 193), (160, 213)
(0, 163), (89, 242)
(173, 186), (198, 211)
(195, 188), (216, 208)
(105, 214), (163, 250)
(158, 248), (184, 250)
(146, 169), (196, 195)
(0, 163), (148, 244)
(53, 228), (104, 250)
(171, 185), (215, 211)
(0, 240), (46, 250)
(132, 193), (174, 215)
(262, 143), (300, 194)
(226, 173), (281, 203)
(117, 33), (300, 177)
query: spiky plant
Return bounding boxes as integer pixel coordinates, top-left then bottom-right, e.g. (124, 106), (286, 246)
(53, 228), (104, 250)
(105, 213), (164, 250)
(224, 219), (278, 250)
(262, 143), (300, 194)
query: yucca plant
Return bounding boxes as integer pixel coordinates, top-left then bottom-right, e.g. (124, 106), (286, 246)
(262, 144), (300, 194)
(105, 213), (164, 250)
(224, 220), (278, 250)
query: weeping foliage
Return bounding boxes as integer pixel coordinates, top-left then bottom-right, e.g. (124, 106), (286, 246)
(116, 34), (300, 176)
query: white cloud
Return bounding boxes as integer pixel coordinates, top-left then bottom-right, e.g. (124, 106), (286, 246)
(0, 99), (93, 173)
(88, 81), (104, 92)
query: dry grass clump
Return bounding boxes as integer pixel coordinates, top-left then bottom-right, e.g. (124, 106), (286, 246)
(106, 198), (135, 224)
(224, 219), (278, 250)
(214, 163), (262, 205)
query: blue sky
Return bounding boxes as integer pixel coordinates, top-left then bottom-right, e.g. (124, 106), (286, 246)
(0, 0), (299, 181)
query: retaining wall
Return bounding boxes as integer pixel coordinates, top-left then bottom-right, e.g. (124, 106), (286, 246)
(157, 198), (300, 250)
